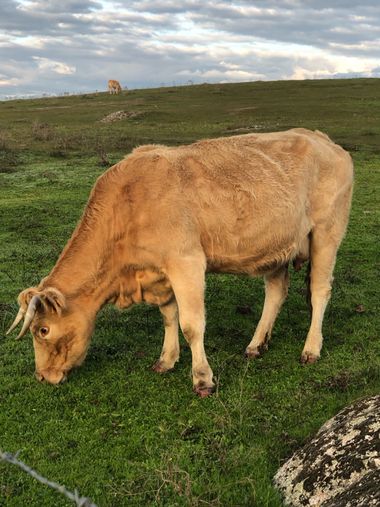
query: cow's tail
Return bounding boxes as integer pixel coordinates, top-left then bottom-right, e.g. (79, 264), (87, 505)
(293, 231), (312, 314)
(305, 259), (312, 317)
(303, 229), (312, 316)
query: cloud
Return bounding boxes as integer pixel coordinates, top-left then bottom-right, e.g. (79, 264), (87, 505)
(22, 0), (102, 13)
(0, 74), (20, 86)
(33, 56), (76, 75)
(0, 0), (379, 97)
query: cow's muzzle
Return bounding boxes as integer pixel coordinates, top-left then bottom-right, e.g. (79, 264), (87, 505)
(35, 369), (67, 385)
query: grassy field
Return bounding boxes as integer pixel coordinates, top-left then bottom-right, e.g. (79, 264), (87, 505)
(0, 78), (379, 506)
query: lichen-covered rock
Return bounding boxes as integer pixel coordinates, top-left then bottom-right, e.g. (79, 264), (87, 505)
(323, 468), (380, 506)
(274, 395), (380, 506)
(100, 110), (141, 123)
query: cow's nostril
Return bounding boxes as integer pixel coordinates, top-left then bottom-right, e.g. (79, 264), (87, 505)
(35, 372), (44, 382)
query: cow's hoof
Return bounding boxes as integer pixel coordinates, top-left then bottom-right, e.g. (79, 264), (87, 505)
(245, 343), (267, 359)
(193, 384), (215, 398)
(245, 348), (261, 359)
(300, 351), (319, 364)
(151, 361), (174, 373)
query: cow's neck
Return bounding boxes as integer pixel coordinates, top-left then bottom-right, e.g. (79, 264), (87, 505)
(42, 241), (120, 314)
(41, 177), (124, 314)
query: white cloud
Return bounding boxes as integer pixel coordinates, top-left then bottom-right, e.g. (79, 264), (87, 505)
(288, 48), (380, 80)
(33, 56), (76, 75)
(16, 35), (46, 48)
(193, 68), (266, 81)
(0, 75), (20, 86)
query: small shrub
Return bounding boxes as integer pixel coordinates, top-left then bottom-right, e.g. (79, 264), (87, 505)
(41, 170), (58, 183)
(0, 165), (17, 174)
(49, 149), (67, 158)
(340, 142), (360, 152)
(112, 134), (139, 152)
(0, 150), (19, 173)
(51, 132), (79, 155)
(0, 130), (10, 150)
(97, 147), (110, 167)
(32, 120), (55, 141)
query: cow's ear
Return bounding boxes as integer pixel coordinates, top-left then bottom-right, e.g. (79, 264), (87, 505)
(17, 287), (39, 309)
(40, 287), (66, 315)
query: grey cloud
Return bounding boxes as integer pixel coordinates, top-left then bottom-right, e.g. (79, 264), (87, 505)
(186, 3), (380, 49)
(2, 1), (380, 50)
(0, 1), (95, 34)
(127, 1), (380, 52)
(24, 0), (103, 14)
(0, 1), (178, 36)
(127, 0), (204, 14)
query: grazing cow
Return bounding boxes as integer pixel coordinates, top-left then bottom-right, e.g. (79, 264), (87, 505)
(7, 129), (353, 397)
(108, 79), (122, 94)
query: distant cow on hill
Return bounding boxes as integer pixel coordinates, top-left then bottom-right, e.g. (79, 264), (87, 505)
(7, 129), (353, 397)
(108, 79), (122, 94)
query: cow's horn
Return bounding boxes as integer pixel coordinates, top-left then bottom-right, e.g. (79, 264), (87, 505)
(6, 307), (26, 335)
(16, 295), (41, 340)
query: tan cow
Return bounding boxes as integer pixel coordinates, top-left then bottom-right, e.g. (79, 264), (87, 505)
(108, 79), (122, 94)
(7, 129), (353, 397)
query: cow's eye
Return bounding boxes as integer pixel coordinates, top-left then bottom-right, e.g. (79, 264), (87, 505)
(39, 326), (50, 338)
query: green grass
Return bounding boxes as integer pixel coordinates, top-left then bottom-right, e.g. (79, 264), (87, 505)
(0, 79), (379, 506)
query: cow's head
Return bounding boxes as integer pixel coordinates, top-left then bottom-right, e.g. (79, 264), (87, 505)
(7, 287), (94, 384)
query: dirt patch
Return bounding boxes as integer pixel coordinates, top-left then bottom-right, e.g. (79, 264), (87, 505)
(324, 371), (352, 392)
(100, 110), (142, 123)
(224, 123), (281, 134)
(31, 105), (73, 111)
(231, 106), (257, 112)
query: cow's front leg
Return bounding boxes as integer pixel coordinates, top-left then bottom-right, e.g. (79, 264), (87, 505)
(152, 299), (180, 373)
(245, 266), (289, 358)
(166, 256), (214, 397)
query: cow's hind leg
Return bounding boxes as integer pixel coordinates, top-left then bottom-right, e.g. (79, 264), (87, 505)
(301, 230), (339, 363)
(166, 256), (214, 397)
(245, 266), (289, 358)
(152, 299), (180, 373)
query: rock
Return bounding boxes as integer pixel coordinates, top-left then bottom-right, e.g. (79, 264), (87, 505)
(100, 110), (141, 123)
(274, 395), (380, 506)
(323, 469), (380, 506)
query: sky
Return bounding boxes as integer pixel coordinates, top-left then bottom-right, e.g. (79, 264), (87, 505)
(0, 0), (380, 98)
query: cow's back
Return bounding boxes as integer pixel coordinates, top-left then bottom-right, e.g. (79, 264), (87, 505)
(112, 129), (352, 274)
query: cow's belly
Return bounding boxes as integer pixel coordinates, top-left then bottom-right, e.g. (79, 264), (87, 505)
(205, 241), (297, 275)
(202, 222), (310, 276)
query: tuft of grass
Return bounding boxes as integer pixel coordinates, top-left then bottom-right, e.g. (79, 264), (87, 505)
(0, 78), (379, 506)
